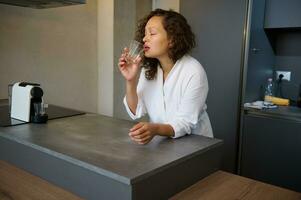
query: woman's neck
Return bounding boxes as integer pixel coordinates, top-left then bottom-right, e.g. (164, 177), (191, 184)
(158, 55), (175, 80)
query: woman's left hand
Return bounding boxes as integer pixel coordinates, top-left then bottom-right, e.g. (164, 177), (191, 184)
(129, 122), (157, 145)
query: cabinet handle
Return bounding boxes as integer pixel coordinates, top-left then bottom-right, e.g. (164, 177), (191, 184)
(251, 48), (261, 53)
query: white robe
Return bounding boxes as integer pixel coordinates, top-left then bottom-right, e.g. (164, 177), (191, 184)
(124, 55), (213, 138)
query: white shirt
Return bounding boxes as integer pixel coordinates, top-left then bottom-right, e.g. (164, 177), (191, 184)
(123, 55), (213, 138)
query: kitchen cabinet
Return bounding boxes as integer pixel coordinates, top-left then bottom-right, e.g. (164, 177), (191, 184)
(264, 0), (301, 58)
(0, 0), (86, 9)
(245, 0), (274, 102)
(241, 111), (301, 192)
(181, 0), (301, 191)
(264, 0), (301, 29)
(180, 0), (248, 173)
(263, 0), (301, 101)
(240, 0), (301, 193)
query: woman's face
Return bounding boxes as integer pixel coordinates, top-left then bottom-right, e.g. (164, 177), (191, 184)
(143, 16), (171, 59)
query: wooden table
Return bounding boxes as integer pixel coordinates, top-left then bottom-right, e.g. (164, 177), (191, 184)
(0, 160), (82, 200)
(1, 160), (301, 200)
(171, 171), (301, 200)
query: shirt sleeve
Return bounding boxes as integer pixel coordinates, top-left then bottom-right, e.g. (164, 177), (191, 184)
(123, 94), (146, 120)
(168, 69), (209, 138)
(123, 71), (147, 120)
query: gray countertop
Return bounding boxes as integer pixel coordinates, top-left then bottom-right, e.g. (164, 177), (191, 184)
(0, 99), (85, 127)
(0, 114), (221, 185)
(244, 106), (301, 122)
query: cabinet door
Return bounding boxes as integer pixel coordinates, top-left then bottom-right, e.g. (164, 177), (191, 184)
(244, 0), (274, 102)
(241, 114), (301, 192)
(265, 0), (301, 28)
(180, 0), (247, 173)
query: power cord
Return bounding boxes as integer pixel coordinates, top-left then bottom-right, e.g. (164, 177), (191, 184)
(275, 74), (284, 98)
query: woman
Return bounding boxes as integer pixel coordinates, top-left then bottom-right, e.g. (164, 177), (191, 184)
(118, 9), (213, 145)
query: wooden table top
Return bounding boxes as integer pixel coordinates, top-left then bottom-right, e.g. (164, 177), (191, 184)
(0, 160), (82, 200)
(170, 170), (301, 200)
(1, 160), (300, 200)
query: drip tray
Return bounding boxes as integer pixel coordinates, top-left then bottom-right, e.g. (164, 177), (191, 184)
(0, 103), (85, 127)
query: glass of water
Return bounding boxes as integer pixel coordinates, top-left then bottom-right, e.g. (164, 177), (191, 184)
(125, 40), (143, 64)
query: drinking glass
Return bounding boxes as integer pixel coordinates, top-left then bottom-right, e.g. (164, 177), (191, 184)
(8, 84), (13, 114)
(125, 40), (143, 64)
(34, 102), (47, 116)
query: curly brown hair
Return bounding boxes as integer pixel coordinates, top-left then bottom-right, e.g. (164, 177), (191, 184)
(135, 9), (196, 80)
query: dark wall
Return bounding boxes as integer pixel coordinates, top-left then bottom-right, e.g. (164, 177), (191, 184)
(274, 57), (301, 101)
(180, 0), (247, 172)
(244, 0), (275, 102)
(273, 32), (301, 102)
(263, 0), (301, 102)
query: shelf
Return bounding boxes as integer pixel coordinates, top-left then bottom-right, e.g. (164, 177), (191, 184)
(264, 0), (301, 29)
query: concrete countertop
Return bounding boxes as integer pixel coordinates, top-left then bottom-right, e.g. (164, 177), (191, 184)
(244, 106), (301, 122)
(0, 114), (222, 185)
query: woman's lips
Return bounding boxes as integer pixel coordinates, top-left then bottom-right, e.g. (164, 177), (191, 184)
(144, 45), (150, 52)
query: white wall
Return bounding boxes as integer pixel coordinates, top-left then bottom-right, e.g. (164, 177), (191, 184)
(113, 0), (152, 120)
(0, 1), (98, 112)
(98, 0), (114, 116)
(0, 0), (151, 116)
(152, 0), (179, 11)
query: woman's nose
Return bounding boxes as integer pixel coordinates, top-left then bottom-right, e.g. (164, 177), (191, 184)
(143, 35), (148, 42)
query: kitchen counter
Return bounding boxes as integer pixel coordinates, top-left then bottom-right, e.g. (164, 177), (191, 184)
(0, 114), (222, 200)
(0, 99), (84, 127)
(244, 106), (301, 122)
(242, 106), (301, 192)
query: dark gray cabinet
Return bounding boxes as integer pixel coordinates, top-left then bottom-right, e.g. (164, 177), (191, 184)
(264, 0), (301, 29)
(180, 0), (248, 173)
(245, 0), (274, 102)
(181, 0), (301, 185)
(241, 114), (301, 192)
(263, 0), (301, 101)
(240, 0), (301, 193)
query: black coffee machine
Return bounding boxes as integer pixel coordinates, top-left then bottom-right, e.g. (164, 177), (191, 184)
(11, 82), (48, 123)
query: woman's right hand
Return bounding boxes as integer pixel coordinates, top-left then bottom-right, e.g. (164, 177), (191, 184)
(118, 48), (142, 82)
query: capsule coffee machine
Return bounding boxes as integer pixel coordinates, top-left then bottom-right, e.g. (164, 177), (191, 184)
(11, 82), (48, 123)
